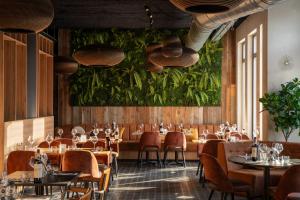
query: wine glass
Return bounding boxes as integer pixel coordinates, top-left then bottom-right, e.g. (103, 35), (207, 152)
(27, 136), (34, 149)
(90, 136), (98, 150)
(72, 136), (80, 148)
(202, 129), (209, 139)
(105, 128), (112, 137)
(93, 128), (100, 137)
(45, 134), (53, 149)
(71, 128), (77, 137)
(276, 143), (284, 156)
(57, 128), (63, 138)
(152, 123), (157, 131)
(166, 123), (172, 131)
(93, 122), (99, 129)
(232, 124), (237, 131)
(220, 123), (225, 132)
(138, 123), (144, 133)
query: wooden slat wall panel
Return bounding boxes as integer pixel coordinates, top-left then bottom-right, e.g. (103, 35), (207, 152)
(15, 45), (27, 119)
(47, 57), (53, 115)
(0, 33), (4, 172)
(58, 106), (222, 128)
(4, 40), (16, 121)
(4, 116), (54, 156)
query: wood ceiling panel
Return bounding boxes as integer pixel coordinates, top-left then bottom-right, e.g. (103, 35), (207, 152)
(52, 0), (192, 28)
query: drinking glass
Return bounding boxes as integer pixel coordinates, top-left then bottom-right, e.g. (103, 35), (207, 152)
(72, 136), (80, 148)
(276, 143), (284, 155)
(57, 128), (63, 138)
(202, 129), (209, 139)
(138, 123), (144, 134)
(90, 136), (98, 150)
(27, 136), (34, 149)
(167, 123), (172, 131)
(71, 128), (77, 137)
(45, 134), (53, 149)
(220, 123), (225, 132)
(105, 128), (112, 137)
(93, 128), (100, 137)
(232, 124), (237, 131)
(152, 123), (157, 131)
(93, 122), (99, 129)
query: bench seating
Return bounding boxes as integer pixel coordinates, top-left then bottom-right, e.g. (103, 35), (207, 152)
(60, 123), (220, 160)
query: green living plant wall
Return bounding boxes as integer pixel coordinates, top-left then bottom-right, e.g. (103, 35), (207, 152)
(69, 29), (222, 106)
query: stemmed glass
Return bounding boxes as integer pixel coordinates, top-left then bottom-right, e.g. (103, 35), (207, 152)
(90, 136), (98, 151)
(138, 123), (144, 134)
(166, 123), (172, 131)
(72, 136), (80, 149)
(27, 136), (34, 149)
(276, 143), (284, 156)
(93, 128), (100, 137)
(232, 124), (237, 131)
(71, 128), (77, 137)
(178, 123), (183, 131)
(45, 134), (53, 150)
(152, 123), (157, 131)
(105, 128), (112, 137)
(57, 128), (63, 138)
(202, 129), (209, 139)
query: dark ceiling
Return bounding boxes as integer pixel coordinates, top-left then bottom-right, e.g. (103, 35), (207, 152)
(52, 0), (192, 29)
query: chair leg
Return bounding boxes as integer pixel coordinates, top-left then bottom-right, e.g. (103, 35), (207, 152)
(140, 150), (143, 168)
(230, 193), (234, 200)
(146, 151), (149, 162)
(156, 150), (162, 168)
(175, 151), (178, 163)
(163, 150), (168, 167)
(221, 192), (224, 200)
(113, 156), (118, 177)
(224, 193), (228, 200)
(137, 150), (141, 167)
(208, 189), (214, 200)
(181, 150), (186, 168)
(196, 160), (201, 175)
(199, 164), (203, 183)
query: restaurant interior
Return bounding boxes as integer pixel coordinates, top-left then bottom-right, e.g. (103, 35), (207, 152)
(0, 0), (299, 199)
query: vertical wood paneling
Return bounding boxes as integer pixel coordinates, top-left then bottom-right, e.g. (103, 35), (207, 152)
(0, 33), (4, 172)
(47, 57), (53, 115)
(4, 40), (16, 121)
(15, 45), (27, 119)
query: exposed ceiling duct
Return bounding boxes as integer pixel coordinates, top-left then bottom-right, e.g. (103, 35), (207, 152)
(170, 0), (284, 51)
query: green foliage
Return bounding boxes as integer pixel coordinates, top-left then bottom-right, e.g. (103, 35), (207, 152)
(69, 29), (222, 106)
(259, 78), (300, 141)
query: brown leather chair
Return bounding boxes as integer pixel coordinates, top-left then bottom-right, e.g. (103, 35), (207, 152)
(61, 150), (102, 191)
(38, 141), (50, 148)
(7, 150), (35, 174)
(163, 131), (187, 167)
(241, 134), (250, 140)
(200, 153), (251, 200)
(81, 140), (105, 149)
(270, 165), (300, 200)
(230, 132), (242, 140)
(51, 138), (73, 147)
(137, 132), (161, 168)
(205, 133), (219, 140)
(198, 139), (225, 184)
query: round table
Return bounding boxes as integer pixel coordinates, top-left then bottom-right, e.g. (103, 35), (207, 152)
(228, 156), (300, 200)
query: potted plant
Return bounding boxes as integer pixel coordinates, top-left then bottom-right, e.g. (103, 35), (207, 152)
(259, 78), (300, 141)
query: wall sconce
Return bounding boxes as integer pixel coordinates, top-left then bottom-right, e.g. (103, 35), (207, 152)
(282, 55), (293, 67)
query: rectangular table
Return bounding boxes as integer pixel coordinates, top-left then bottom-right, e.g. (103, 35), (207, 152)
(8, 171), (79, 198)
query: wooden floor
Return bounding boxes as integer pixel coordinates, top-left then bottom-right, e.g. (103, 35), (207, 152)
(107, 161), (245, 200)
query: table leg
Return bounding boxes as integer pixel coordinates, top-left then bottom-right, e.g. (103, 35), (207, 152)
(263, 167), (270, 200)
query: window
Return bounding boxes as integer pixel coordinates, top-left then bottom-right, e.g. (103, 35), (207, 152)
(237, 26), (263, 139)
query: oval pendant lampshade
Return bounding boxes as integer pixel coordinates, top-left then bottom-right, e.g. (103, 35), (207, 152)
(54, 56), (78, 75)
(73, 45), (125, 67)
(0, 0), (54, 33)
(149, 47), (199, 68)
(169, 0), (242, 13)
(162, 36), (183, 58)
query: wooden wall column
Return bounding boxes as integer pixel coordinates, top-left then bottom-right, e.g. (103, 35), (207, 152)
(0, 33), (4, 172)
(221, 30), (237, 124)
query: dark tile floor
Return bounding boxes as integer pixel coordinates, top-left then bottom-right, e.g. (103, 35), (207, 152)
(106, 161), (244, 200)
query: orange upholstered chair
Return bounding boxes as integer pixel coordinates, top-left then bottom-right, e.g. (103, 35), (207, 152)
(61, 150), (101, 182)
(271, 165), (300, 200)
(81, 140), (105, 149)
(205, 133), (219, 140)
(230, 132), (242, 140)
(7, 150), (35, 175)
(286, 193), (300, 200)
(38, 141), (50, 148)
(200, 153), (251, 200)
(138, 132), (161, 168)
(198, 139), (225, 184)
(51, 138), (73, 147)
(163, 131), (187, 167)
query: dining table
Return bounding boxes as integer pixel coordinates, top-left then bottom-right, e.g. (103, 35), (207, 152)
(228, 155), (300, 200)
(7, 170), (79, 198)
